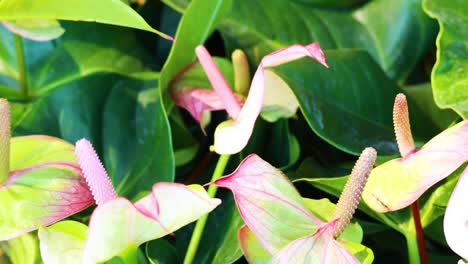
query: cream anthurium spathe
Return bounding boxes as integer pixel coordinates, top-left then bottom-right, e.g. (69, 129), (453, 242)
(0, 98), (94, 241)
(39, 138), (221, 264)
(362, 94), (468, 212)
(213, 147), (376, 263)
(190, 43), (328, 154)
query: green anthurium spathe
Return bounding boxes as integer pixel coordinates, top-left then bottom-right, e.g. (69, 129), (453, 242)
(42, 138), (221, 263)
(0, 99), (94, 241)
(214, 147), (376, 263)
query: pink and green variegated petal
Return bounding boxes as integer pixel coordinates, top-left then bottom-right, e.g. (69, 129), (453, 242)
(214, 154), (323, 254)
(172, 88), (244, 126)
(213, 43), (328, 154)
(82, 183), (220, 263)
(39, 221), (87, 264)
(261, 70), (299, 122)
(2, 19), (64, 41)
(0, 164), (93, 241)
(238, 225), (271, 264)
(270, 220), (359, 264)
(10, 135), (78, 170)
(363, 120), (468, 212)
(444, 165), (468, 260)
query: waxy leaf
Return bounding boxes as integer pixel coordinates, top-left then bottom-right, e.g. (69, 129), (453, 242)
(1, 19), (64, 41)
(0, 136), (93, 241)
(0, 0), (172, 40)
(214, 154), (323, 254)
(270, 220), (359, 264)
(363, 121), (468, 212)
(159, 0), (233, 108)
(218, 0), (435, 81)
(271, 50), (438, 156)
(423, 0), (468, 119)
(444, 165), (468, 259)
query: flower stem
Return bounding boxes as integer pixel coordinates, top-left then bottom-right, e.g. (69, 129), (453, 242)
(405, 230), (421, 264)
(183, 154), (231, 264)
(13, 34), (28, 99)
(411, 201), (428, 264)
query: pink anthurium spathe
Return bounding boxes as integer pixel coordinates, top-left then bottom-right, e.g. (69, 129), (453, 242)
(170, 55), (245, 129)
(192, 43), (328, 154)
(0, 98), (94, 241)
(362, 94), (468, 212)
(57, 138), (222, 263)
(213, 147), (376, 263)
(444, 165), (468, 260)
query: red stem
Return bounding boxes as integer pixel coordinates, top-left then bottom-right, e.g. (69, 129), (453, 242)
(411, 201), (428, 264)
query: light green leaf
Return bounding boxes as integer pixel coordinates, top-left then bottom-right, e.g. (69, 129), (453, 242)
(423, 0), (468, 119)
(0, 0), (171, 39)
(159, 0), (233, 109)
(2, 19), (64, 41)
(4, 233), (39, 264)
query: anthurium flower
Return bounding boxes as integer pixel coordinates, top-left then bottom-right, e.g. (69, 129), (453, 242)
(39, 138), (221, 263)
(362, 94), (468, 212)
(189, 43), (328, 154)
(444, 165), (468, 260)
(0, 98), (94, 241)
(213, 147), (376, 263)
(170, 56), (244, 129)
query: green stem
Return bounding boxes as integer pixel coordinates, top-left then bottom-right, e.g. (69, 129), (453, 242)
(183, 154), (231, 264)
(405, 231), (421, 264)
(13, 34), (28, 99)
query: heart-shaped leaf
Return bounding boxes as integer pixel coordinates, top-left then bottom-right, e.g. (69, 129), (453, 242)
(423, 0), (468, 119)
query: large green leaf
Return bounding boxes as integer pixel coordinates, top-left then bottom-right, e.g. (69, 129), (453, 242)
(159, 0), (233, 109)
(218, 0), (436, 81)
(271, 50), (436, 155)
(6, 23), (173, 197)
(423, 0), (468, 119)
(0, 0), (171, 39)
(0, 22), (152, 99)
(103, 74), (174, 196)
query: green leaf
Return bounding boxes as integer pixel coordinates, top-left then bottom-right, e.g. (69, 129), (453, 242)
(38, 221), (87, 264)
(302, 198), (363, 243)
(2, 19), (64, 41)
(403, 83), (458, 130)
(219, 0), (436, 81)
(271, 50), (436, 155)
(340, 240), (375, 264)
(145, 239), (179, 264)
(0, 0), (171, 39)
(292, 158), (413, 234)
(176, 193), (244, 264)
(102, 74), (175, 196)
(159, 0), (233, 109)
(0, 22), (153, 98)
(423, 0), (468, 119)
